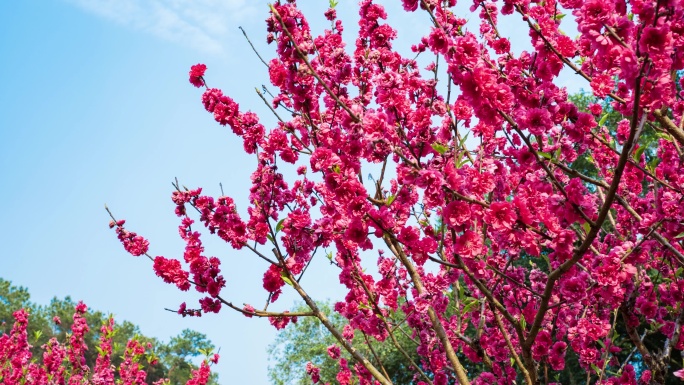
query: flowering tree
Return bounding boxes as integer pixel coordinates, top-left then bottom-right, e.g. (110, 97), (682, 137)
(0, 278), (219, 385)
(0, 303), (216, 385)
(110, 0), (684, 383)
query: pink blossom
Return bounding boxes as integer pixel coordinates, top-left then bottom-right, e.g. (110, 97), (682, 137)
(484, 202), (516, 231)
(443, 201), (471, 228)
(189, 63), (207, 88)
(590, 73), (613, 98)
(327, 344), (341, 359)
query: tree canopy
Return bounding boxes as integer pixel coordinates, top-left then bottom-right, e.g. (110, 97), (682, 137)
(107, 0), (684, 384)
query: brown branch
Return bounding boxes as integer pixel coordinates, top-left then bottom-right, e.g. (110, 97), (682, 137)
(491, 305), (534, 385)
(382, 233), (472, 385)
(653, 108), (684, 147)
(524, 60), (649, 356)
(271, 247), (394, 385)
(239, 26), (270, 68)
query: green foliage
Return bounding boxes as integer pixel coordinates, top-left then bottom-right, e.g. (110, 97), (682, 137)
(0, 278), (218, 385)
(268, 301), (420, 385)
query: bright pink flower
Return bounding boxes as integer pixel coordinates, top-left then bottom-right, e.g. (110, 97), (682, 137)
(189, 63), (207, 88)
(153, 256), (190, 291)
(590, 73), (613, 98)
(243, 304), (255, 318)
(443, 201), (471, 228)
(455, 230), (483, 258)
(269, 314), (294, 330)
(616, 119), (630, 144)
(484, 202), (516, 231)
(113, 224), (149, 257)
(674, 369), (684, 379)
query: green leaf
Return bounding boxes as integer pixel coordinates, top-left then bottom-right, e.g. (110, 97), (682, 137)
(266, 234), (275, 244)
(675, 232), (684, 239)
(332, 164), (341, 173)
(329, 0), (338, 8)
(582, 221), (591, 234)
(633, 136), (655, 162)
(280, 272), (293, 286)
(431, 142), (448, 155)
(591, 363), (602, 376)
(32, 330), (42, 342)
(675, 267), (683, 278)
(458, 132), (470, 149)
(461, 298), (479, 314)
(655, 132), (673, 142)
(537, 151), (553, 160)
(386, 194), (396, 206)
(276, 218), (286, 234)
(586, 153), (595, 163)
(598, 113), (609, 127)
(554, 13), (566, 20)
(647, 156), (660, 173)
(455, 152), (471, 168)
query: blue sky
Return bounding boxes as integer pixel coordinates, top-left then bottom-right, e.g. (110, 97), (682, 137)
(0, 1), (585, 383)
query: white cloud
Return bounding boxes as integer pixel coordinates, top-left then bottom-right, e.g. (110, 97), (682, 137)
(64, 0), (259, 54)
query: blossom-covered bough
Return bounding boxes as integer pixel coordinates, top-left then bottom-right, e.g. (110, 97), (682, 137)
(110, 0), (684, 384)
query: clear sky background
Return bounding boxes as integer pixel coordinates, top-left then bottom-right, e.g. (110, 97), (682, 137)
(0, 1), (585, 384)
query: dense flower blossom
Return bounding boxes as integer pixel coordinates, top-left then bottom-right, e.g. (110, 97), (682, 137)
(114, 222), (149, 257)
(0, 304), (215, 384)
(109, 0), (684, 383)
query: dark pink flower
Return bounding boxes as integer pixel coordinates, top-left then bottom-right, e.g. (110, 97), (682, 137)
(548, 341), (567, 370)
(639, 26), (671, 54)
(345, 218), (368, 244)
(199, 297), (221, 313)
(524, 108), (553, 135)
(327, 345), (341, 359)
